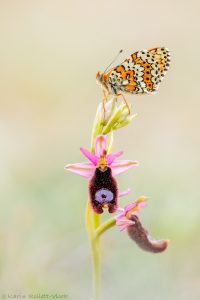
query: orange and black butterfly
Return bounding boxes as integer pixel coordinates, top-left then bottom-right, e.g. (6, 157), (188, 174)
(96, 47), (171, 110)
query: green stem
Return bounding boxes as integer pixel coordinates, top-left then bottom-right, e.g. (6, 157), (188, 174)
(92, 213), (101, 299)
(85, 201), (93, 236)
(91, 217), (116, 299)
(94, 218), (116, 240)
(91, 237), (101, 300)
(86, 201), (101, 300)
(93, 213), (101, 229)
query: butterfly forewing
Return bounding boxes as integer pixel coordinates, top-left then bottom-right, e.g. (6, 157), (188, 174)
(107, 47), (170, 95)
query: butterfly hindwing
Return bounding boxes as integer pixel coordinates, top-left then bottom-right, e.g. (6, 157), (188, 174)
(107, 47), (170, 95)
(148, 47), (171, 80)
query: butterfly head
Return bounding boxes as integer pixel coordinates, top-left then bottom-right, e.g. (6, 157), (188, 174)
(96, 50), (123, 93)
(96, 71), (110, 94)
(96, 71), (103, 85)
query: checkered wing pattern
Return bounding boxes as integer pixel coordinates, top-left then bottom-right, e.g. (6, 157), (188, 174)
(107, 47), (170, 95)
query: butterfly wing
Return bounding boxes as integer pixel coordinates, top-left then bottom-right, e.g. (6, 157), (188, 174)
(107, 47), (170, 95)
(148, 47), (171, 80)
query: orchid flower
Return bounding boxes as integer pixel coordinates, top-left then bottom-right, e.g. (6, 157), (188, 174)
(116, 196), (147, 231)
(116, 197), (169, 253)
(65, 135), (138, 214)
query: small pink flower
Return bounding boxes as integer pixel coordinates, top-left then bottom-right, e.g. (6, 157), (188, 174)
(116, 197), (169, 253)
(116, 197), (147, 231)
(65, 135), (138, 214)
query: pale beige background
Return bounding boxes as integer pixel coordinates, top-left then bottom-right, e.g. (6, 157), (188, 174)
(0, 0), (200, 299)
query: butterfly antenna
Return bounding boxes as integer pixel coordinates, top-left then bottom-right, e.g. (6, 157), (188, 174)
(103, 49), (123, 74)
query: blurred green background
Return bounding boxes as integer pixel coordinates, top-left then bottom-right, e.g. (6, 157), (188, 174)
(0, 0), (200, 299)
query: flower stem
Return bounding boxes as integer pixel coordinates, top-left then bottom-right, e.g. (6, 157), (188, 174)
(92, 212), (101, 299)
(94, 217), (116, 240)
(86, 201), (101, 300)
(91, 237), (101, 300)
(85, 200), (93, 237)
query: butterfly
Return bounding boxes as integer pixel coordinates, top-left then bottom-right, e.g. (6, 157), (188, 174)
(96, 47), (171, 111)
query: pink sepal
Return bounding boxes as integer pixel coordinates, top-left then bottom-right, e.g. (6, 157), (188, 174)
(111, 160), (139, 176)
(64, 162), (95, 178)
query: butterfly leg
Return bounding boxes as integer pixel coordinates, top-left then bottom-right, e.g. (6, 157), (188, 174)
(102, 90), (109, 119)
(117, 93), (131, 114)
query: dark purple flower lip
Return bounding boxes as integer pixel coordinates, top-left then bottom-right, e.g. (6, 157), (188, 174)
(127, 215), (169, 253)
(89, 167), (118, 214)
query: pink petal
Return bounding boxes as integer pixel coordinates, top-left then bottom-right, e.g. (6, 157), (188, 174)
(64, 162), (95, 178)
(124, 197), (147, 215)
(116, 219), (135, 231)
(124, 202), (137, 213)
(119, 188), (131, 198)
(107, 151), (123, 165)
(80, 147), (99, 165)
(138, 201), (147, 210)
(118, 224), (129, 231)
(111, 160), (139, 176)
(95, 135), (107, 157)
(117, 208), (125, 213)
(115, 213), (125, 221)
